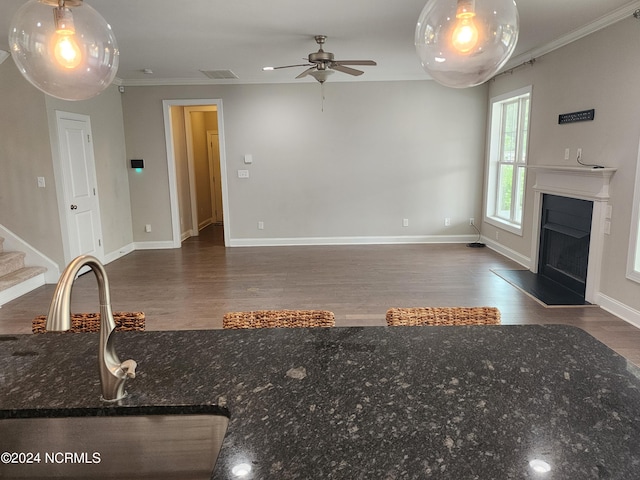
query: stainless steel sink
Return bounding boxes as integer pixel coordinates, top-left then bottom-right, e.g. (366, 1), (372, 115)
(0, 406), (229, 479)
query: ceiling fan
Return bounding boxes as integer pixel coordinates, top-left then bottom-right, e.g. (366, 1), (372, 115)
(263, 35), (377, 83)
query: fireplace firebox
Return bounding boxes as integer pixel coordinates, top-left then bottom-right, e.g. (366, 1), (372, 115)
(538, 194), (593, 298)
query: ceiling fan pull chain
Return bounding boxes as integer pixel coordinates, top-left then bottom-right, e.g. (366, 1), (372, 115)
(321, 83), (325, 112)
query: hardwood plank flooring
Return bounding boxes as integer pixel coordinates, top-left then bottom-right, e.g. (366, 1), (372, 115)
(2, 225), (640, 365)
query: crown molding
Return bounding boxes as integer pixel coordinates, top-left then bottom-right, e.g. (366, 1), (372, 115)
(504, 1), (640, 69)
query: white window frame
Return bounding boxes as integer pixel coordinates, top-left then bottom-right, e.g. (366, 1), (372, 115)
(484, 86), (532, 235)
(626, 136), (640, 283)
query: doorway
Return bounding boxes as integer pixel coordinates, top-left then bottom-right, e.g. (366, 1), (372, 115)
(162, 99), (229, 247)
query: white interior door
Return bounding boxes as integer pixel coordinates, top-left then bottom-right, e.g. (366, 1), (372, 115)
(55, 111), (104, 264)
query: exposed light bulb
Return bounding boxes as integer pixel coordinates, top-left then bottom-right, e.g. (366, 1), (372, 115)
(53, 34), (82, 69)
(52, 5), (82, 69)
(451, 17), (479, 54)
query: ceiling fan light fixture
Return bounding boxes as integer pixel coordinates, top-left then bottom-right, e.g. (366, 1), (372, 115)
(9, 0), (119, 101)
(415, 0), (519, 88)
(310, 69), (334, 84)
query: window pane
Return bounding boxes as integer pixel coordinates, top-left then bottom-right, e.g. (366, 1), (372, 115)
(518, 98), (530, 163)
(497, 164), (513, 219)
(515, 166), (526, 223)
(501, 102), (518, 163)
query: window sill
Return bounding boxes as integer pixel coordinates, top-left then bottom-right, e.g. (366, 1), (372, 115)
(485, 216), (523, 237)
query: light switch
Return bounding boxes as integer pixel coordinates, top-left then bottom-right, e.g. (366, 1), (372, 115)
(37, 177), (45, 188)
(244, 154), (253, 164)
(238, 170), (250, 178)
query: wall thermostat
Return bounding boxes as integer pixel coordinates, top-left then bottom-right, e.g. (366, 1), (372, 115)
(130, 159), (144, 169)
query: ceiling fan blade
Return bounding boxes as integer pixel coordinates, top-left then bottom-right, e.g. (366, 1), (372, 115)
(333, 60), (377, 66)
(331, 64), (364, 76)
(268, 63), (313, 70)
(295, 67), (317, 79)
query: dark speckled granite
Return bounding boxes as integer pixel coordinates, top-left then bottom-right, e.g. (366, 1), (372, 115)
(2, 325), (640, 479)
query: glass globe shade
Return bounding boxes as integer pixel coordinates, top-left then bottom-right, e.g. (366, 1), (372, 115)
(415, 0), (519, 88)
(9, 0), (119, 101)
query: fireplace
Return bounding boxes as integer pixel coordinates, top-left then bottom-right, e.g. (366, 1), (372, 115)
(529, 165), (616, 304)
(538, 194), (593, 298)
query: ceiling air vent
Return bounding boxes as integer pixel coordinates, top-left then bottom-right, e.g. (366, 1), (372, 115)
(200, 70), (239, 80)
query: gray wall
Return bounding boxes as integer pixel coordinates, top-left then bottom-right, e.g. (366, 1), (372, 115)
(485, 16), (640, 311)
(121, 81), (488, 244)
(0, 60), (63, 265)
(0, 60), (133, 268)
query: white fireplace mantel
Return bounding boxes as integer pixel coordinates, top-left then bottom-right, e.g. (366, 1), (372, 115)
(528, 165), (617, 304)
(527, 165), (616, 201)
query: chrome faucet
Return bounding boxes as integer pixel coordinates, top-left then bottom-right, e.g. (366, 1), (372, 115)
(46, 255), (137, 402)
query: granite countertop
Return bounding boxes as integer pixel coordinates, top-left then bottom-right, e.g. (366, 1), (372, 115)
(2, 325), (640, 479)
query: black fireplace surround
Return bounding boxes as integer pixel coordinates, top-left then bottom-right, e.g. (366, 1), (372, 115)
(538, 194), (593, 298)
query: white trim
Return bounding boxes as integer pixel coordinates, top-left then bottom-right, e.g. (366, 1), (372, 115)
(482, 237), (531, 269)
(503, 1), (640, 70)
(134, 241), (178, 250)
(596, 292), (640, 330)
(162, 99), (230, 248)
(0, 273), (46, 307)
(0, 224), (60, 283)
(103, 243), (135, 264)
(626, 136), (640, 283)
(229, 235), (477, 247)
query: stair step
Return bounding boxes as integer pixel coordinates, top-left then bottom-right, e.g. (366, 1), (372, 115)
(0, 251), (26, 278)
(0, 266), (47, 292)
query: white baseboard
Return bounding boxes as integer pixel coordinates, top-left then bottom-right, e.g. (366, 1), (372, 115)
(229, 234), (478, 247)
(596, 293), (640, 330)
(0, 224), (60, 283)
(181, 229), (194, 242)
(104, 243), (135, 264)
(482, 236), (531, 269)
(134, 240), (180, 250)
(0, 272), (45, 307)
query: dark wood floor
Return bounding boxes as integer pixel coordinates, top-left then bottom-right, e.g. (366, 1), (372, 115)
(3, 225), (640, 365)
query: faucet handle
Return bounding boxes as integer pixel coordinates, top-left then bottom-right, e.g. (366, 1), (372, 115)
(120, 359), (137, 379)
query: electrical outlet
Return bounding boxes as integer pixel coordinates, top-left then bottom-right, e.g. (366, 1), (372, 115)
(495, 231), (500, 240)
(444, 218), (451, 227)
(145, 224), (152, 233)
(258, 221), (264, 230)
(564, 148), (570, 160)
(469, 218), (475, 226)
(403, 218), (409, 227)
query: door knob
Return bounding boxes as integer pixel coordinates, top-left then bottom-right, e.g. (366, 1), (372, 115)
(70, 204), (78, 210)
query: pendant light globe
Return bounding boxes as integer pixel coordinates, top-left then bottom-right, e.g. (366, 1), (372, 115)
(415, 0), (519, 88)
(9, 0), (119, 101)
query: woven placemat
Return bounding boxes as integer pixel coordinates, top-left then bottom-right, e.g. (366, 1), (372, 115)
(223, 309), (335, 329)
(32, 312), (145, 334)
(386, 307), (500, 326)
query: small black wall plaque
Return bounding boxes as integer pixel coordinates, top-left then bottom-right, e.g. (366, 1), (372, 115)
(130, 159), (144, 169)
(558, 109), (595, 124)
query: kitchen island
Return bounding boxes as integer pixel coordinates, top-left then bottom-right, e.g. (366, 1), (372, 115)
(2, 324), (640, 479)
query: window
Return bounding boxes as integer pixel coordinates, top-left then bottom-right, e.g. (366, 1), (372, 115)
(626, 137), (640, 283)
(485, 86), (532, 234)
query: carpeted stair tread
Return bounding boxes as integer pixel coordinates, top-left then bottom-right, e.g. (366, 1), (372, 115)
(0, 251), (26, 278)
(0, 266), (47, 292)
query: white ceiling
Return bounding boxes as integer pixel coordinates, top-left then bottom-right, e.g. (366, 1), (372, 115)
(1, 0), (639, 86)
